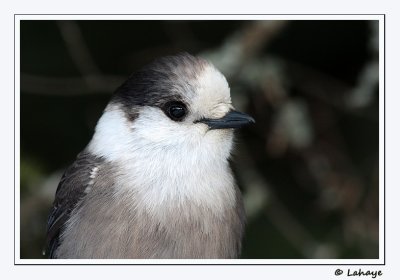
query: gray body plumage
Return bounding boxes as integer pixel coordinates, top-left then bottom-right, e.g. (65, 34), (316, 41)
(46, 53), (250, 259)
(51, 151), (244, 258)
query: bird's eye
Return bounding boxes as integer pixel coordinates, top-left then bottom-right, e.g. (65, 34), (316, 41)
(165, 102), (187, 121)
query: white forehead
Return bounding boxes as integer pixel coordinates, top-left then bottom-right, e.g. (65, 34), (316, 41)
(191, 64), (232, 119)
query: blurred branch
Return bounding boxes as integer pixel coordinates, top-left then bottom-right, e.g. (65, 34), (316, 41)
(201, 19), (377, 123)
(346, 21), (379, 108)
(202, 20), (288, 78)
(285, 59), (378, 122)
(22, 21), (126, 95)
(57, 21), (105, 91)
(57, 21), (101, 75)
(21, 73), (124, 95)
(238, 145), (337, 258)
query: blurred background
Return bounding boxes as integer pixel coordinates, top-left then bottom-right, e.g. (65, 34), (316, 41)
(20, 20), (380, 259)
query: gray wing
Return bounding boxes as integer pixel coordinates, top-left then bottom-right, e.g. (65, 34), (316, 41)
(45, 151), (104, 258)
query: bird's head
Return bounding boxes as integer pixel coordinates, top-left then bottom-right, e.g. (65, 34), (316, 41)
(88, 53), (254, 163)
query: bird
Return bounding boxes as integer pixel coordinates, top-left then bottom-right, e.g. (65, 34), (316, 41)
(45, 53), (254, 259)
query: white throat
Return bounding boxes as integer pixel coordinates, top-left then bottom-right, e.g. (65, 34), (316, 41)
(87, 106), (236, 218)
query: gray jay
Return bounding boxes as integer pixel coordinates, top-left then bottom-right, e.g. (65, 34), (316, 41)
(45, 53), (254, 259)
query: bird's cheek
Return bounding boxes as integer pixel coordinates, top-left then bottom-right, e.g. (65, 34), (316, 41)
(193, 122), (210, 136)
(209, 129), (233, 159)
(205, 129), (234, 150)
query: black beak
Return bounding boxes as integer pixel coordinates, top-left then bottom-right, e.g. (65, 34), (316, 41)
(197, 110), (255, 130)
